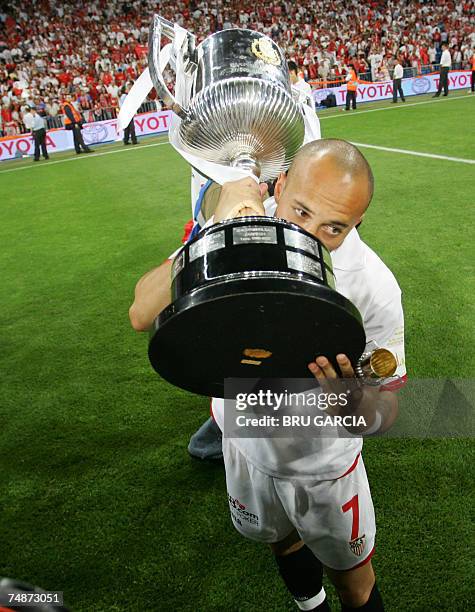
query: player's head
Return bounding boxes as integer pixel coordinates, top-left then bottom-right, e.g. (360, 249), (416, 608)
(287, 60), (298, 84)
(274, 139), (374, 251)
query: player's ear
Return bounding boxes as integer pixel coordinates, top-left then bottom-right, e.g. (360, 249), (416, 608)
(274, 172), (287, 203)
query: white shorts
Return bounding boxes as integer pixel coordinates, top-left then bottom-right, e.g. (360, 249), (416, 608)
(224, 438), (376, 571)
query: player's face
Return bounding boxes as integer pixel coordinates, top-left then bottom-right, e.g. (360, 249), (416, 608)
(274, 157), (369, 251)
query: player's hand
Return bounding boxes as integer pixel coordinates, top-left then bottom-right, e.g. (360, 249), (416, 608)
(308, 354), (391, 429)
(308, 354), (355, 380)
(214, 177), (268, 222)
(308, 354), (360, 407)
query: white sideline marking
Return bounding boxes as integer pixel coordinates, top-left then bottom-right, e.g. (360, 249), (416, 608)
(0, 140), (169, 174)
(350, 141), (474, 164)
(319, 93), (473, 120)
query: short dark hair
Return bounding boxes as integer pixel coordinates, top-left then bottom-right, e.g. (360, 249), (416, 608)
(287, 60), (298, 74)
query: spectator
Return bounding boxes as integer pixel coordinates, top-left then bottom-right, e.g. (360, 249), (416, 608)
(428, 44), (437, 69)
(368, 48), (383, 81)
(0, 0), (473, 135)
(1, 103), (17, 135)
(78, 89), (93, 111)
(375, 61), (390, 82)
(452, 47), (462, 69)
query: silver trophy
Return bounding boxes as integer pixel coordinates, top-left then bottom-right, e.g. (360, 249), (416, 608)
(148, 16), (305, 180)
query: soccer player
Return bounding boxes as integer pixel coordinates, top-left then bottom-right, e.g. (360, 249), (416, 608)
(288, 60), (316, 112)
(129, 140), (406, 611)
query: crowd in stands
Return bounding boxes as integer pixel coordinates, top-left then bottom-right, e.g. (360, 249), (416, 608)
(1, 0), (474, 137)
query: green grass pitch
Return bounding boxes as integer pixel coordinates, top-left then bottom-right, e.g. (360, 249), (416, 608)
(0, 92), (474, 611)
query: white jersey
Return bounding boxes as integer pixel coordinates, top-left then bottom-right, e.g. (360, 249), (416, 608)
(440, 49), (452, 68)
(211, 198), (406, 480)
(23, 111), (34, 130)
(292, 78), (316, 112)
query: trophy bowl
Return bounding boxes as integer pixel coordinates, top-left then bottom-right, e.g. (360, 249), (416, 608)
(149, 217), (366, 398)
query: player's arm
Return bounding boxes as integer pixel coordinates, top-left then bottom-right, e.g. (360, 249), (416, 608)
(129, 259), (173, 331)
(129, 178), (267, 332)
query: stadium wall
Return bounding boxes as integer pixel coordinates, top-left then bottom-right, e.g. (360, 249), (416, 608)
(313, 70), (472, 107)
(0, 110), (172, 162)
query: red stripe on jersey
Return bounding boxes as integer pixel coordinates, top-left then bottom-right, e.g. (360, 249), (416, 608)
(350, 545), (375, 570)
(182, 219), (194, 244)
(336, 453), (360, 480)
(380, 373), (408, 392)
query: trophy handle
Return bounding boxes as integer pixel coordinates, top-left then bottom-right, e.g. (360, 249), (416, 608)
(148, 15), (194, 120)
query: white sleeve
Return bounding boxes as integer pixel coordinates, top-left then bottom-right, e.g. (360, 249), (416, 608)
(363, 289), (407, 390)
(167, 245), (183, 261)
(306, 85), (316, 112)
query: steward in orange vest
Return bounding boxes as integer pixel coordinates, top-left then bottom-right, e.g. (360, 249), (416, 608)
(347, 68), (359, 91)
(62, 100), (82, 126)
(62, 97), (92, 154)
(345, 64), (359, 110)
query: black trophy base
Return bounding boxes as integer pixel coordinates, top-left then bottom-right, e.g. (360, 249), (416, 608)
(148, 275), (366, 398)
